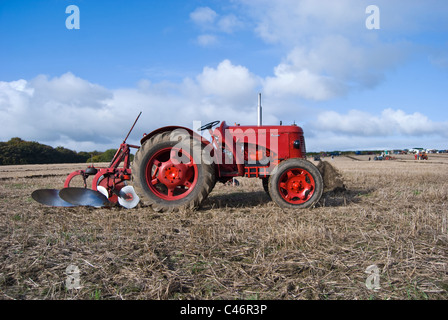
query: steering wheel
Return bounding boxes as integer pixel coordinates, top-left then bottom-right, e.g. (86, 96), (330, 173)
(198, 120), (220, 131)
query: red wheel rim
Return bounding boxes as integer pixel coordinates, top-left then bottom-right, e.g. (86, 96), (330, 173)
(145, 147), (198, 201)
(278, 168), (315, 204)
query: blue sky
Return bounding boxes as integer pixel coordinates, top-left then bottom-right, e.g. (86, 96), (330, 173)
(1, 0), (448, 152)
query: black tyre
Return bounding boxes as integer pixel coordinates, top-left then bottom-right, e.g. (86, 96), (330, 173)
(261, 177), (270, 198)
(131, 130), (215, 212)
(268, 158), (323, 209)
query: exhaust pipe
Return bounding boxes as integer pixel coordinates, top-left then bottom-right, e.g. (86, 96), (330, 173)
(258, 93), (262, 126)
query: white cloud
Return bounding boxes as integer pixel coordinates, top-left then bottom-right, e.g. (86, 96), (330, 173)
(196, 59), (259, 101)
(0, 61), (262, 150)
(0, 79), (34, 113)
(1, 70), (448, 152)
(196, 34), (218, 47)
(302, 108), (448, 151)
(239, 0), (364, 45)
(429, 45), (448, 70)
(262, 60), (344, 101)
(238, 1), (412, 100)
(239, 0), (448, 45)
(0, 73), (115, 147)
(190, 6), (243, 33)
(311, 108), (448, 138)
(217, 14), (243, 33)
(190, 6), (244, 46)
(190, 7), (217, 26)
(261, 34), (399, 101)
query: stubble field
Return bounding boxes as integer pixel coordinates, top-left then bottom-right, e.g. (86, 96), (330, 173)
(0, 154), (447, 300)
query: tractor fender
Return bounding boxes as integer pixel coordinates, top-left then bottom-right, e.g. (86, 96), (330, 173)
(139, 126), (225, 177)
(140, 126), (212, 148)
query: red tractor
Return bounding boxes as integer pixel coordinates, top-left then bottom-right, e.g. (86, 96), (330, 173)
(131, 120), (323, 212)
(33, 110), (326, 211)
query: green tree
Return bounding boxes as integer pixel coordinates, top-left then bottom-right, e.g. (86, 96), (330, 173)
(0, 138), (91, 165)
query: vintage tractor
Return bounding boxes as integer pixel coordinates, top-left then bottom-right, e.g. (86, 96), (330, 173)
(131, 120), (323, 212)
(33, 103), (329, 210)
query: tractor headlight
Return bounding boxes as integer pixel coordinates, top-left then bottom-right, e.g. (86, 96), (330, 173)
(293, 140), (300, 149)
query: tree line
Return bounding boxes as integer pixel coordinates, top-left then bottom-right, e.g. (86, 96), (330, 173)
(0, 137), (125, 165)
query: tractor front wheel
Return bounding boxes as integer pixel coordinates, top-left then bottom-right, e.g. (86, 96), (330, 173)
(268, 159), (323, 209)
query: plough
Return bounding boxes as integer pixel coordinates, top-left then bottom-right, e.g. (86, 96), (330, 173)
(32, 113), (142, 209)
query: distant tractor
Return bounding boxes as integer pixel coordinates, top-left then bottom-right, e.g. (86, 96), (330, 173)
(419, 152), (428, 160)
(374, 150), (395, 161)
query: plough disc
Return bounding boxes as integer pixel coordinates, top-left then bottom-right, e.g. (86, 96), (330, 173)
(58, 187), (112, 208)
(32, 186), (140, 209)
(32, 188), (111, 208)
(31, 189), (77, 207)
(117, 185), (140, 209)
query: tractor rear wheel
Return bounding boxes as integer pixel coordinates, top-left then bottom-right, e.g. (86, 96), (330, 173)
(268, 159), (323, 209)
(131, 130), (215, 212)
